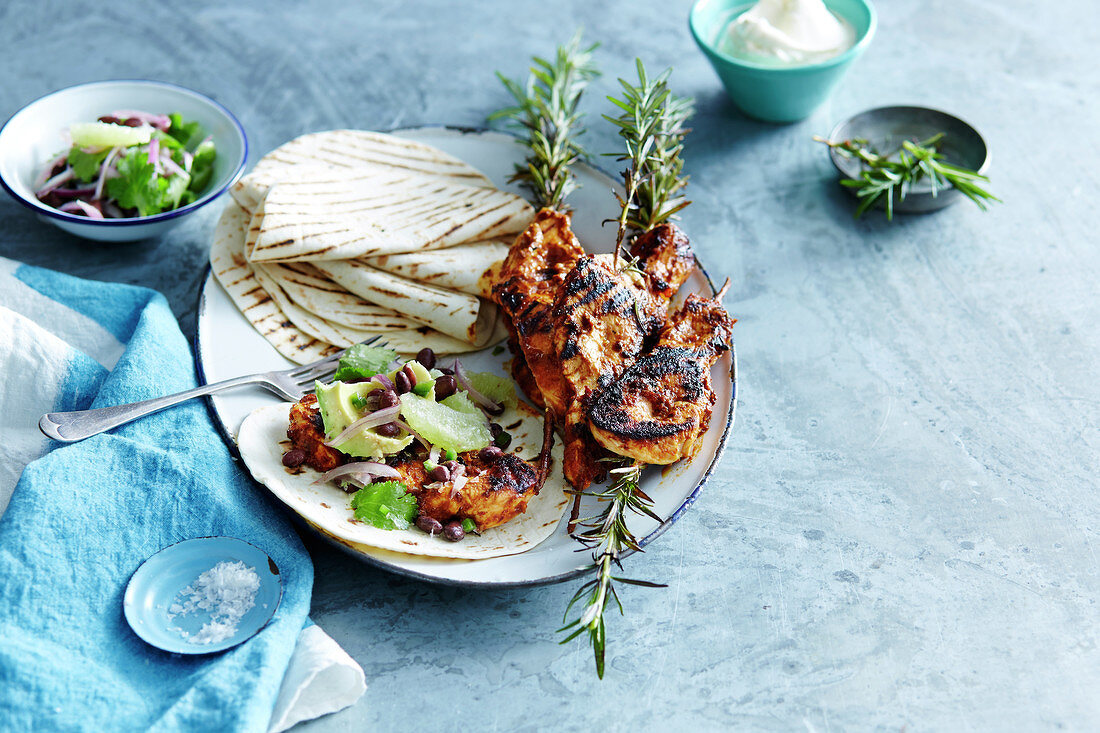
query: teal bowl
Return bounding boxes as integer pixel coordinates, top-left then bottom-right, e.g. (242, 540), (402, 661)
(689, 0), (877, 123)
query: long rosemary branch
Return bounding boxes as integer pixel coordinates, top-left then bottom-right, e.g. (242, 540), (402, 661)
(559, 461), (665, 678)
(604, 59), (693, 266)
(489, 32), (600, 210)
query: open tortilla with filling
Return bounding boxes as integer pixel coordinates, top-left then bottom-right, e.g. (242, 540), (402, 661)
(231, 129), (495, 214)
(237, 400), (569, 559)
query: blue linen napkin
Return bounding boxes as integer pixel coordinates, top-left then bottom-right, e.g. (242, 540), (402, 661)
(0, 261), (313, 731)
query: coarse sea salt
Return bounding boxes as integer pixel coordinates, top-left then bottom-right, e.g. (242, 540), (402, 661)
(167, 560), (260, 645)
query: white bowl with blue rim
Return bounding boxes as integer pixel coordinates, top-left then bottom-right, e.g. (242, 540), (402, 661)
(123, 536), (282, 655)
(0, 80), (247, 242)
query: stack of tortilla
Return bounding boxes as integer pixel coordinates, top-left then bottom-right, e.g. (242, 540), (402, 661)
(210, 130), (533, 364)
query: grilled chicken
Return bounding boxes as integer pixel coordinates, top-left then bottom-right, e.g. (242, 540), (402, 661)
(401, 452), (540, 530)
(285, 395), (551, 530)
(287, 394), (345, 472)
(493, 209), (584, 415)
(629, 223), (696, 301)
(586, 292), (735, 464)
(549, 254), (666, 489)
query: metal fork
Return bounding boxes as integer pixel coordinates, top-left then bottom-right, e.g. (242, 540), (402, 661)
(37, 337), (379, 443)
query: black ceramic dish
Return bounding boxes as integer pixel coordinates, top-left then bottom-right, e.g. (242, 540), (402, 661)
(827, 105), (990, 214)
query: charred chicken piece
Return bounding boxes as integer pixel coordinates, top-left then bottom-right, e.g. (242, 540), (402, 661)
(629, 223), (696, 302)
(549, 254), (666, 489)
(287, 394), (345, 472)
(402, 452), (540, 531)
(492, 209), (585, 416)
(586, 293), (735, 465)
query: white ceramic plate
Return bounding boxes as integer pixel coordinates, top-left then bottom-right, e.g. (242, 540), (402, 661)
(196, 126), (736, 587)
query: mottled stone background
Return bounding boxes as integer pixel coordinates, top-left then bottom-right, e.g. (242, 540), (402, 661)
(2, 1), (1097, 729)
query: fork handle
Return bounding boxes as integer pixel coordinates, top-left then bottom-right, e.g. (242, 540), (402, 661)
(39, 373), (267, 443)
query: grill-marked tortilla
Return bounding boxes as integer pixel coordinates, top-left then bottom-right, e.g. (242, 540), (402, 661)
(231, 130), (495, 213)
(362, 238), (510, 298)
(211, 202), (501, 361)
(237, 400), (569, 559)
(210, 203), (341, 364)
(311, 259), (498, 346)
(247, 172), (532, 263)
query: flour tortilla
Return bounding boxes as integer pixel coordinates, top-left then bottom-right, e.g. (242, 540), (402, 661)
(247, 172), (532, 263)
(362, 238), (510, 298)
(231, 129), (495, 213)
(211, 202), (496, 361)
(237, 401), (568, 559)
(251, 263), (484, 354)
(210, 202), (340, 364)
(311, 259), (498, 346)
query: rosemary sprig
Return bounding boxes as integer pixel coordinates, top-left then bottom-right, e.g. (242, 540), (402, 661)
(489, 32), (600, 210)
(604, 59), (694, 265)
(559, 461), (666, 678)
(816, 133), (1000, 220)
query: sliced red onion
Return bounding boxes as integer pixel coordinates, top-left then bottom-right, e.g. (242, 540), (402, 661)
(182, 150), (193, 172)
(450, 465), (467, 498)
(313, 461), (401, 487)
(36, 167), (74, 197)
(452, 360), (503, 415)
(324, 404), (402, 447)
(373, 373), (395, 391)
(112, 110), (171, 130)
(162, 155), (187, 178)
(57, 201), (83, 213)
(74, 200), (103, 219)
(427, 445), (440, 465)
(94, 147), (120, 200)
(48, 187), (97, 199)
(35, 152), (68, 187)
(148, 138), (162, 175)
(392, 419), (430, 448)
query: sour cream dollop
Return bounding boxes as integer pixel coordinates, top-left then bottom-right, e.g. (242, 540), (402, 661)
(720, 0), (856, 66)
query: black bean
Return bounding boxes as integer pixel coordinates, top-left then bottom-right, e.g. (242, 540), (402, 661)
(282, 449), (306, 468)
(437, 366), (454, 376)
(97, 115), (122, 125)
(375, 422), (401, 437)
(478, 446), (503, 463)
(428, 465), (450, 483)
(442, 521), (465, 542)
(394, 370), (412, 394)
(377, 389), (399, 409)
(402, 363), (418, 386)
(434, 374), (457, 400)
(122, 118), (143, 127)
(489, 423), (503, 438)
(444, 460), (462, 475)
(416, 348), (436, 369)
(416, 515), (443, 536)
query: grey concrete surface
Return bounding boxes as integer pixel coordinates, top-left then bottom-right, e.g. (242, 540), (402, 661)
(3, 1), (1097, 730)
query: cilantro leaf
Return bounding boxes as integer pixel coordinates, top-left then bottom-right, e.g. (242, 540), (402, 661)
(349, 481), (417, 530)
(67, 145), (108, 183)
(334, 344), (398, 382)
(105, 150), (169, 217)
(166, 112), (203, 148)
(187, 138), (216, 194)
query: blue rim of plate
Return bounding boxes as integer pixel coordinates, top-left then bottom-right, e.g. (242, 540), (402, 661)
(123, 536), (283, 654)
(194, 125), (737, 588)
(0, 79), (248, 227)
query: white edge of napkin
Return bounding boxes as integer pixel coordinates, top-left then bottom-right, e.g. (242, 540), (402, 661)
(268, 624), (367, 732)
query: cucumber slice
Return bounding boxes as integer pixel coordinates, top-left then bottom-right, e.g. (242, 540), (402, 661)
(399, 393), (491, 453)
(70, 122), (151, 148)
